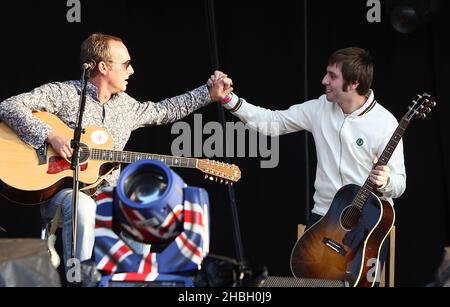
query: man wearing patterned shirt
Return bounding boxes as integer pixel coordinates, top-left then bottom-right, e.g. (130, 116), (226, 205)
(0, 33), (233, 273)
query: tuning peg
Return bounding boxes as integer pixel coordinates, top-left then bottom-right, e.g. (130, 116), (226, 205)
(427, 108), (432, 113)
(205, 175), (209, 180)
(432, 102), (437, 107)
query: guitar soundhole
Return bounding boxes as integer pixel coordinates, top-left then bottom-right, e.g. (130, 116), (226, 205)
(79, 143), (91, 163)
(340, 206), (361, 231)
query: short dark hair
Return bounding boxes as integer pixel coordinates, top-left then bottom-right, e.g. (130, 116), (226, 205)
(328, 47), (373, 96)
(80, 33), (123, 73)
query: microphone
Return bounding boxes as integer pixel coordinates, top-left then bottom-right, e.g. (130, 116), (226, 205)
(82, 59), (96, 70)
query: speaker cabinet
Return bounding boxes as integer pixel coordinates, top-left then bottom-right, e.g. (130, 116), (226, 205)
(260, 276), (349, 287)
(0, 239), (61, 287)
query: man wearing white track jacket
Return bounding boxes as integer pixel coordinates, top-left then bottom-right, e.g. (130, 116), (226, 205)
(210, 47), (406, 227)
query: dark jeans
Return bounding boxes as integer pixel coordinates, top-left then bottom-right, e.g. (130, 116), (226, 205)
(305, 213), (323, 230)
(305, 213), (390, 287)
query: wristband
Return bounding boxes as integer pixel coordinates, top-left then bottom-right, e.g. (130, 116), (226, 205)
(221, 94), (233, 104)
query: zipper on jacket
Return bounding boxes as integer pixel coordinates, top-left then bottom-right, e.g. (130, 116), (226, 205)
(338, 117), (347, 186)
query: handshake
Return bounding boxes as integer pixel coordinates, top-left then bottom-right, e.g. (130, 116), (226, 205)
(206, 70), (234, 103)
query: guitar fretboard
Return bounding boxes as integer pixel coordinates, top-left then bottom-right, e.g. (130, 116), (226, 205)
(90, 149), (198, 169)
(352, 117), (410, 210)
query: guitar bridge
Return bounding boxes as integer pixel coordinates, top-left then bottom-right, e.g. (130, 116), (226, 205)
(323, 238), (347, 256)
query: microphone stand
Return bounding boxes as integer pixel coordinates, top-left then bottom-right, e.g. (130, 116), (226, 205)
(302, 0), (312, 224)
(204, 0), (267, 287)
(70, 66), (89, 261)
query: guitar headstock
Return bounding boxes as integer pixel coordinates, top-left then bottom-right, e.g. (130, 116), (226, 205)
(197, 159), (241, 185)
(406, 93), (437, 121)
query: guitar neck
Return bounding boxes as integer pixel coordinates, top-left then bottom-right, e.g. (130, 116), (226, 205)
(352, 117), (410, 209)
(373, 118), (410, 167)
(90, 148), (198, 169)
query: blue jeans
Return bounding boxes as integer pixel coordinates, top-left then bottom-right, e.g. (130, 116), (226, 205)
(40, 188), (152, 273)
(305, 213), (323, 230)
(40, 188), (97, 269)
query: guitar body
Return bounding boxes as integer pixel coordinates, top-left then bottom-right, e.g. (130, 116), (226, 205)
(0, 112), (114, 205)
(290, 184), (395, 287)
(0, 112), (241, 205)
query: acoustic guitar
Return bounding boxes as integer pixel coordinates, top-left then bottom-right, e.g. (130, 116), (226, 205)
(0, 112), (241, 205)
(290, 93), (436, 287)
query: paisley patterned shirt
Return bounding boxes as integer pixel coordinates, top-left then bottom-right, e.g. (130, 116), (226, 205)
(0, 80), (212, 184)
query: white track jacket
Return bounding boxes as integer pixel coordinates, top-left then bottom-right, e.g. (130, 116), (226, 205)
(225, 91), (406, 216)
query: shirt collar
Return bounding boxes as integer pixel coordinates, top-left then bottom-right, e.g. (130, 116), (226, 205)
(352, 90), (376, 117)
(86, 81), (99, 99)
(82, 80), (119, 103)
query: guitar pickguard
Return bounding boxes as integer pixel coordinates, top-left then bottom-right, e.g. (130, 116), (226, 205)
(47, 156), (88, 174)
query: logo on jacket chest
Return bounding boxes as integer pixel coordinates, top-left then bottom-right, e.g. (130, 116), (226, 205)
(356, 138), (364, 147)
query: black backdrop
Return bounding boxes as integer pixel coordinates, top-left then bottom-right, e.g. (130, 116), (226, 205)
(0, 0), (448, 287)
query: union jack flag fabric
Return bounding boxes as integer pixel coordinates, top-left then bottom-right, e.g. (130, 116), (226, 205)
(94, 186), (210, 285)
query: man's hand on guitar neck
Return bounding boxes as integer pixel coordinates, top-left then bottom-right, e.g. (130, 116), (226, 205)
(46, 130), (73, 160)
(370, 157), (390, 189)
